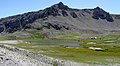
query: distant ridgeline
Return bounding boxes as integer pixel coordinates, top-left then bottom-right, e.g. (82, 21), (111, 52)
(0, 2), (120, 34)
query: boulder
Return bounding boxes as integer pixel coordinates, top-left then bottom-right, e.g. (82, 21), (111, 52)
(89, 47), (104, 51)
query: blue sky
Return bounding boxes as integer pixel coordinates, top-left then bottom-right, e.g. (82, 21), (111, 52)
(0, 0), (119, 18)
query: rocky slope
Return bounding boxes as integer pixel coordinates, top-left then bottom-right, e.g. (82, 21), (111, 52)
(0, 2), (120, 34)
(0, 44), (90, 66)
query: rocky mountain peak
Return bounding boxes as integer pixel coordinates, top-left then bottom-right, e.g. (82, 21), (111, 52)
(93, 6), (106, 13)
(92, 6), (114, 22)
(57, 2), (64, 6)
(0, 3), (119, 34)
(50, 2), (70, 10)
(94, 6), (101, 10)
(41, 2), (70, 17)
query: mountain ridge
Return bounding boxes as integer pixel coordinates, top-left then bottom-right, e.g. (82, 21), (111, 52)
(0, 2), (120, 34)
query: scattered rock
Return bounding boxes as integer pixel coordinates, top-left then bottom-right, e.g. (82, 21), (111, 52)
(89, 47), (104, 51)
(0, 57), (3, 60)
(87, 42), (96, 44)
(0, 44), (90, 66)
(104, 41), (115, 43)
(0, 40), (25, 44)
(43, 22), (69, 30)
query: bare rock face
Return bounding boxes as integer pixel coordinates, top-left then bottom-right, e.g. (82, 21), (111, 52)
(43, 22), (69, 30)
(92, 7), (114, 22)
(0, 2), (119, 34)
(70, 12), (78, 18)
(55, 2), (70, 10)
(62, 10), (68, 17)
(42, 2), (70, 17)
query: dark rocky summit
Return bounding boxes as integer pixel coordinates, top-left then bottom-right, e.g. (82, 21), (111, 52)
(92, 7), (114, 22)
(0, 2), (119, 34)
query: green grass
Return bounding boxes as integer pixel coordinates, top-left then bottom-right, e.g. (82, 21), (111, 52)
(82, 34), (120, 44)
(2, 30), (46, 40)
(8, 33), (120, 65)
(0, 36), (8, 40)
(55, 32), (80, 39)
(11, 43), (120, 64)
(27, 39), (79, 44)
(0, 31), (81, 40)
(30, 31), (45, 39)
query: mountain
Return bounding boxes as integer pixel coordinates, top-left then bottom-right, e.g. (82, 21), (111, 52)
(0, 2), (120, 35)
